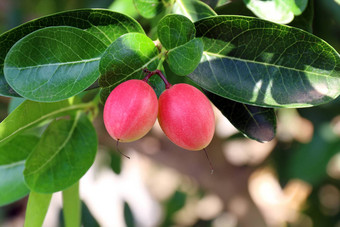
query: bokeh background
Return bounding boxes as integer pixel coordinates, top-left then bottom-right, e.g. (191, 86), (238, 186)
(0, 0), (340, 226)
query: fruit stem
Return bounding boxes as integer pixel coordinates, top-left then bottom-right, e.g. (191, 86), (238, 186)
(143, 69), (172, 89)
(116, 139), (130, 159)
(203, 148), (214, 174)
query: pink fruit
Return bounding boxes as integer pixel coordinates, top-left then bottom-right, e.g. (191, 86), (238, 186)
(103, 79), (158, 142)
(158, 83), (215, 151)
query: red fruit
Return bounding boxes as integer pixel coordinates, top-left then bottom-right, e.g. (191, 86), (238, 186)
(158, 83), (215, 151)
(103, 79), (158, 142)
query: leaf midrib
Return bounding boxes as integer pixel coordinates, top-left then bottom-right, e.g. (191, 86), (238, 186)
(0, 160), (25, 169)
(6, 57), (101, 71)
(0, 102), (93, 145)
(203, 52), (337, 78)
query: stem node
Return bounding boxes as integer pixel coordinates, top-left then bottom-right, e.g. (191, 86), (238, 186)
(142, 68), (172, 89)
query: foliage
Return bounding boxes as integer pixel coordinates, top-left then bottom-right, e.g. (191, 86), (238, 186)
(0, 0), (339, 226)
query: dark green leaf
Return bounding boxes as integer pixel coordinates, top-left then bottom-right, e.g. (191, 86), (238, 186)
(163, 191), (186, 226)
(24, 114), (97, 193)
(157, 14), (196, 50)
(110, 152), (122, 174)
(124, 202), (135, 227)
(243, 0), (308, 24)
(172, 0), (217, 22)
(0, 9), (145, 97)
(0, 98), (94, 146)
(215, 0), (255, 16)
(167, 38), (204, 76)
(81, 201), (100, 227)
(4, 26), (106, 102)
(99, 33), (160, 102)
(205, 90), (276, 142)
(133, 0), (165, 19)
(189, 16), (340, 108)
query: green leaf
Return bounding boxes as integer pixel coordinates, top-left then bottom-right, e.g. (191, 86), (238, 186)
(110, 152), (122, 174)
(157, 15), (203, 75)
(189, 16), (340, 108)
(172, 0), (217, 22)
(133, 0), (165, 18)
(0, 161), (28, 206)
(8, 97), (25, 114)
(215, 0), (255, 17)
(0, 9), (145, 97)
(157, 14), (196, 50)
(24, 113), (97, 193)
(4, 26), (106, 102)
(243, 0), (308, 24)
(0, 98), (93, 146)
(205, 90), (276, 142)
(163, 191), (187, 226)
(216, 0), (230, 8)
(62, 182), (81, 227)
(0, 135), (39, 165)
(289, 0), (314, 33)
(167, 38), (204, 75)
(109, 0), (139, 18)
(99, 33), (160, 102)
(124, 202), (136, 227)
(24, 191), (52, 227)
(0, 135), (40, 206)
(286, 124), (340, 185)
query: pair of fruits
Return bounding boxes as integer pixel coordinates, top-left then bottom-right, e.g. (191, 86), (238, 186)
(103, 72), (215, 151)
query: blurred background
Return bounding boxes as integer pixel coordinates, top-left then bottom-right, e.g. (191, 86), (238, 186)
(0, 0), (340, 226)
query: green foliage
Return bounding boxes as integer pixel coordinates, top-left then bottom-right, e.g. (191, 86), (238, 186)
(205, 90), (276, 142)
(99, 32), (160, 101)
(24, 113), (97, 193)
(172, 0), (217, 21)
(133, 0), (166, 18)
(157, 14), (203, 75)
(110, 152), (122, 174)
(190, 16), (340, 108)
(4, 26), (106, 102)
(166, 38), (204, 75)
(124, 202), (136, 227)
(0, 135), (40, 205)
(0, 9), (144, 97)
(243, 0), (308, 24)
(286, 124), (340, 185)
(0, 161), (29, 206)
(157, 14), (196, 50)
(162, 190), (187, 226)
(0, 98), (93, 145)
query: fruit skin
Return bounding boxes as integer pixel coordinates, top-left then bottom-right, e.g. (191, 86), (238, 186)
(158, 83), (215, 151)
(103, 79), (158, 142)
